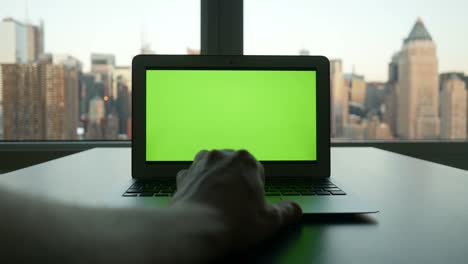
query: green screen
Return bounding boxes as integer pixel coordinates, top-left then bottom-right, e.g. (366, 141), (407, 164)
(146, 70), (316, 161)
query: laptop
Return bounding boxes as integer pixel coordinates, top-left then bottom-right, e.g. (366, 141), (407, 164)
(127, 55), (377, 214)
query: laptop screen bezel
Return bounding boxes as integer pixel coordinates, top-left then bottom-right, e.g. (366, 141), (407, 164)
(132, 55), (330, 178)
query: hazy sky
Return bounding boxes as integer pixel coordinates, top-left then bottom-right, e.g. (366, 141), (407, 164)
(1, 0), (467, 81)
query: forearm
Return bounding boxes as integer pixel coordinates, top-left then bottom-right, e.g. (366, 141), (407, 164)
(0, 186), (230, 263)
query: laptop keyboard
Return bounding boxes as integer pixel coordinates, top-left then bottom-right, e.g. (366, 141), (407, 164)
(265, 178), (346, 196)
(122, 178), (346, 197)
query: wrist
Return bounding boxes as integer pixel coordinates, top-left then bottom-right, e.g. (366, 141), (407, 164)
(165, 202), (233, 262)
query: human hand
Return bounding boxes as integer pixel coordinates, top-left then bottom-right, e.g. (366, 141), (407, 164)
(171, 149), (302, 249)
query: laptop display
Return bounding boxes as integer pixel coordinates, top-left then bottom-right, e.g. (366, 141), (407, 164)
(145, 69), (316, 162)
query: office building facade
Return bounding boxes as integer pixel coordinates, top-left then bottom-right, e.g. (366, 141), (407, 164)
(91, 53), (115, 98)
(397, 18), (440, 139)
(1, 64), (44, 139)
(0, 18), (28, 63)
(1, 63), (79, 140)
(383, 52), (400, 137)
(345, 73), (366, 106)
(26, 21), (45, 62)
(0, 18), (44, 64)
(330, 59), (348, 137)
(440, 74), (467, 139)
(111, 66), (131, 99)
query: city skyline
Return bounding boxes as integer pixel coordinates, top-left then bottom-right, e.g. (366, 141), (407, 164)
(1, 5), (467, 141)
(0, 0), (467, 80)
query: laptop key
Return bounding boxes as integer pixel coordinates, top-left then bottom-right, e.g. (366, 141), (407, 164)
(131, 183), (144, 188)
(300, 191), (316, 195)
(126, 189), (142, 193)
(123, 193), (138, 197)
(281, 192), (300, 196)
(324, 187), (341, 191)
(139, 192), (154, 197)
(314, 184), (336, 188)
(330, 190), (346, 195)
(316, 191), (331, 195)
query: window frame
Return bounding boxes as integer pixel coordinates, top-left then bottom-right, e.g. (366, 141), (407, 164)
(1, 0), (467, 173)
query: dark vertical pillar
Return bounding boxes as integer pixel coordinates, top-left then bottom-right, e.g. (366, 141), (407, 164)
(201, 0), (243, 55)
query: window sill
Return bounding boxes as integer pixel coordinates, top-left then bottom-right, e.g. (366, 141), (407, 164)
(0, 141), (467, 173)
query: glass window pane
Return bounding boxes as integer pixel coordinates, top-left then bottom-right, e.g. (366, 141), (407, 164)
(0, 0), (200, 140)
(245, 0), (468, 141)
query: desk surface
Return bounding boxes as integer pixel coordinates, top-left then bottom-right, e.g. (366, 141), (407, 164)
(1, 147), (468, 264)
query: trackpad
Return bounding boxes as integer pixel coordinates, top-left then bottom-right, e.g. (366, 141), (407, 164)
(266, 196), (283, 203)
(281, 195), (378, 214)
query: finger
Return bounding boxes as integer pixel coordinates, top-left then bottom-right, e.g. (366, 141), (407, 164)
(194, 150), (209, 162)
(257, 161), (265, 184)
(267, 201), (302, 227)
(206, 149), (223, 164)
(176, 169), (188, 184)
(189, 150), (209, 170)
(235, 149), (257, 167)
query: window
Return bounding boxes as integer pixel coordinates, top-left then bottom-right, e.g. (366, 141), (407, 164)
(1, 0), (468, 143)
(245, 0), (468, 141)
(0, 0), (200, 141)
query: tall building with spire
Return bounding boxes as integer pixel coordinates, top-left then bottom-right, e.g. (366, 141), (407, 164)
(397, 18), (440, 139)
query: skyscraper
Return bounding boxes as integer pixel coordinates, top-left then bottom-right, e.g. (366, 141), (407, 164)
(104, 113), (119, 140)
(79, 73), (96, 123)
(1, 64), (45, 140)
(439, 72), (464, 91)
(345, 73), (366, 106)
(86, 96), (105, 139)
(0, 18), (28, 63)
(91, 53), (115, 98)
(364, 82), (386, 115)
(364, 116), (393, 140)
(1, 62), (79, 140)
(397, 18), (440, 139)
(41, 64), (80, 139)
(26, 21), (45, 62)
(330, 59), (348, 137)
(440, 74), (467, 139)
(111, 66), (131, 99)
(383, 52), (400, 136)
(0, 18), (44, 64)
(116, 77), (130, 137)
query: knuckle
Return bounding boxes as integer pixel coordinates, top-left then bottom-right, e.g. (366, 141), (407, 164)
(207, 149), (223, 163)
(194, 150), (208, 161)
